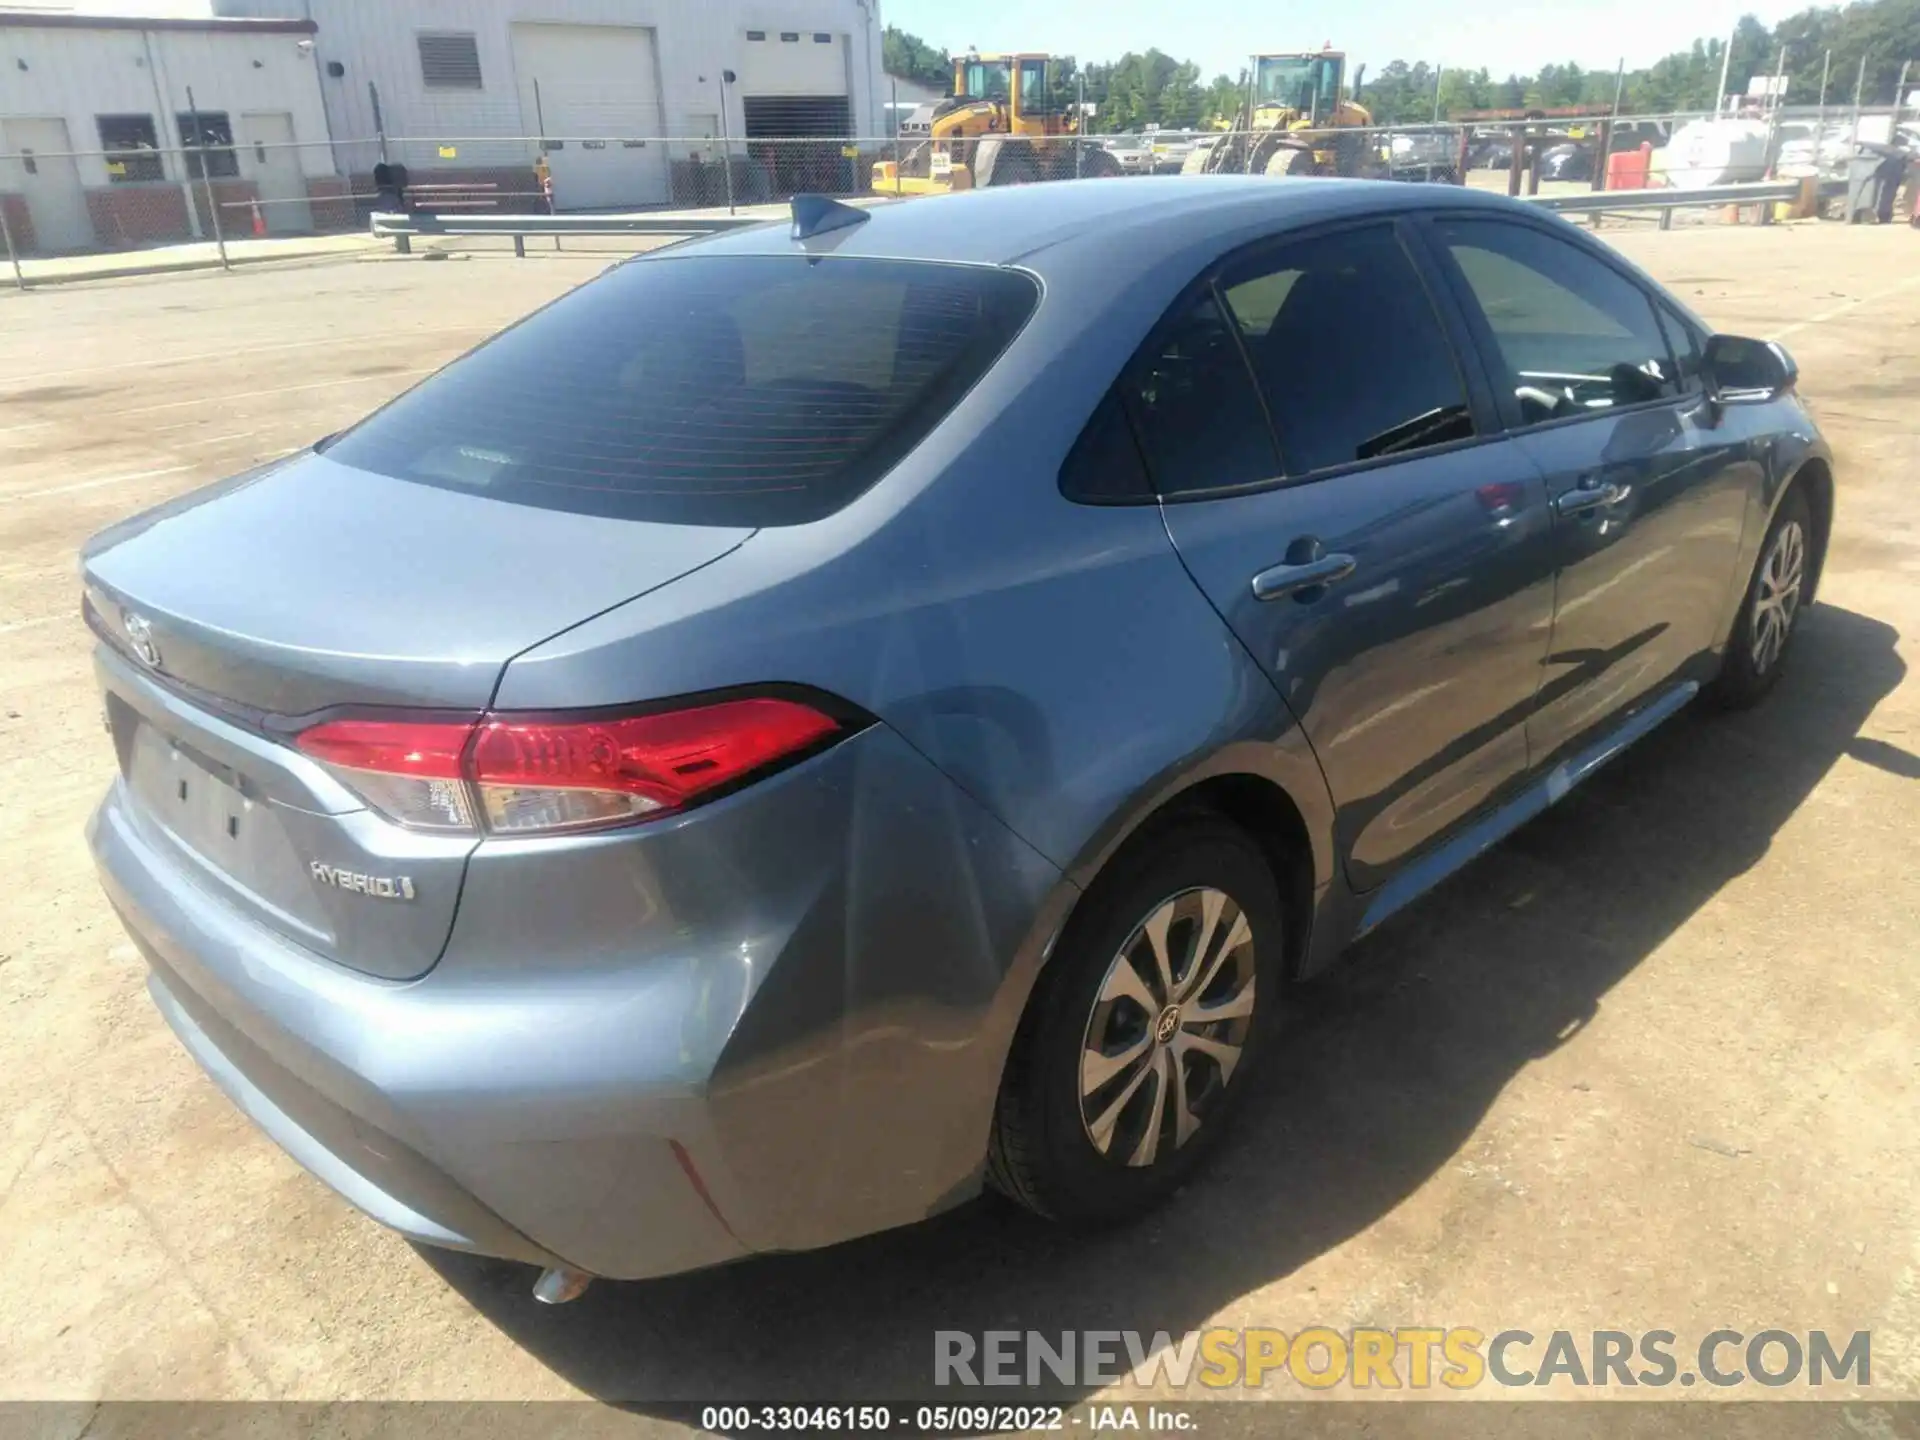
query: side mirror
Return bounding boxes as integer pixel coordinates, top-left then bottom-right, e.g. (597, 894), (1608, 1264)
(1702, 333), (1797, 402)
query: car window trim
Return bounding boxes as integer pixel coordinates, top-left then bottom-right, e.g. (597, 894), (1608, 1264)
(1653, 300), (1708, 397)
(1408, 208), (1688, 439)
(1100, 213), (1517, 508)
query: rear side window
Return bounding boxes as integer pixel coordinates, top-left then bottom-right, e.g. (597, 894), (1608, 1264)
(1221, 225), (1473, 474)
(1120, 293), (1280, 497)
(325, 256), (1038, 527)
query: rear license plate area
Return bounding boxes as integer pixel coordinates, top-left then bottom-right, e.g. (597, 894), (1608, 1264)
(125, 711), (261, 862)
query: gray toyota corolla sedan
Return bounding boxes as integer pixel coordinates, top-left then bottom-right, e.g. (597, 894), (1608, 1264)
(84, 177), (1830, 1302)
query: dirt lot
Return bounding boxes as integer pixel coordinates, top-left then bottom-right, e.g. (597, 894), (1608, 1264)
(2, 224), (1918, 1420)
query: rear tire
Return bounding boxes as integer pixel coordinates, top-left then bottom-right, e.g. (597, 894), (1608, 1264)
(1265, 146), (1317, 177)
(1080, 147), (1125, 179)
(1710, 487), (1813, 709)
(987, 816), (1286, 1223)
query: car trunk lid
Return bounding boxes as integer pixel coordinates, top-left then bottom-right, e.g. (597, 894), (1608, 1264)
(84, 450), (751, 980)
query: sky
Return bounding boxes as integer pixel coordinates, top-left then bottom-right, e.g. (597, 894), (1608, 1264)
(878, 0), (1807, 83)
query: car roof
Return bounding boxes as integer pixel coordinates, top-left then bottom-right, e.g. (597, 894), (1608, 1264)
(662, 175), (1530, 272)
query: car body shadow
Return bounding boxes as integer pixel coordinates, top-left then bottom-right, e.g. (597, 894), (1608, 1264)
(422, 602), (1903, 1408)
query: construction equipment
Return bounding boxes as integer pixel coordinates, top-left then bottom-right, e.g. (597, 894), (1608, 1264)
(1188, 49), (1374, 177)
(873, 51), (1123, 194)
(1187, 47), (1459, 182)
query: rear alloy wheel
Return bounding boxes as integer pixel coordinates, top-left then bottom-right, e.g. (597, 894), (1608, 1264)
(1711, 487), (1813, 708)
(1079, 888), (1258, 1166)
(987, 818), (1284, 1222)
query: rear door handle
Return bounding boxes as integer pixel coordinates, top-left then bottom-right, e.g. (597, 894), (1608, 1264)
(1553, 479), (1628, 516)
(1251, 553), (1356, 602)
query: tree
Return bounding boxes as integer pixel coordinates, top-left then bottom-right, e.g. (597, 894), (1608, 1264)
(882, 25), (951, 92)
(1204, 71), (1248, 124)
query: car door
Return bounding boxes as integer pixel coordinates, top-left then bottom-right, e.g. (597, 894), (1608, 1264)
(1420, 214), (1751, 764)
(1142, 220), (1559, 890)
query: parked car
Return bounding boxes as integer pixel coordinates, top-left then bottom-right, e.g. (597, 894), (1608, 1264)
(85, 178), (1831, 1301)
(1103, 133), (1155, 173)
(1148, 131), (1199, 173)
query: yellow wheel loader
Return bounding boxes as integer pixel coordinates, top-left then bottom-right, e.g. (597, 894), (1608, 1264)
(1187, 49), (1380, 178)
(873, 51), (1124, 195)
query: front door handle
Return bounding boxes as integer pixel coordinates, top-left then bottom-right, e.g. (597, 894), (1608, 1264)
(1553, 479), (1628, 516)
(1251, 552), (1357, 602)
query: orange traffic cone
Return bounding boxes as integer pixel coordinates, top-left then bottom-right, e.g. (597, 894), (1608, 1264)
(250, 198), (266, 237)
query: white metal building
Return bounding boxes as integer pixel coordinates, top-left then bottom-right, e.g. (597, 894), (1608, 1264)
(210, 0), (887, 209)
(0, 9), (333, 250)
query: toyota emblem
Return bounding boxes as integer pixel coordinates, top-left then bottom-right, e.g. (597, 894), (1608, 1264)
(123, 611), (161, 669)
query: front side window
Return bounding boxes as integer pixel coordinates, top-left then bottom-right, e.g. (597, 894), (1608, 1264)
(324, 256), (1037, 528)
(1119, 293), (1279, 497)
(1221, 225), (1474, 475)
(1436, 218), (1678, 425)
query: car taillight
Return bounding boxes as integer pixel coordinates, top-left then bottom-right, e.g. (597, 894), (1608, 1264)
(295, 697), (843, 837)
(295, 717), (478, 831)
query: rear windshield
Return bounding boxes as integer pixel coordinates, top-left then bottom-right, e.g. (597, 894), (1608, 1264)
(324, 255), (1039, 527)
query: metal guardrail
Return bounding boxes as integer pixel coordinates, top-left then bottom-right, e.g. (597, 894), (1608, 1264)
(1526, 178), (1850, 230)
(370, 209), (761, 255)
(371, 177), (1855, 255)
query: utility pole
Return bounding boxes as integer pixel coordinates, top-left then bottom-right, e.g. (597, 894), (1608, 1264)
(1850, 51), (1868, 145)
(1716, 24), (1736, 114)
(1813, 48), (1832, 175)
(1763, 46), (1788, 179)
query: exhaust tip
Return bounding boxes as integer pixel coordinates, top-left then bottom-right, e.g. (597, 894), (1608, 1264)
(532, 1266), (593, 1304)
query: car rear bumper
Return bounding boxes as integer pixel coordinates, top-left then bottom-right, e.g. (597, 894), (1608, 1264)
(89, 722), (1068, 1281)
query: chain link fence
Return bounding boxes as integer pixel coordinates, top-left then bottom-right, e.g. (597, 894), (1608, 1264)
(4, 104), (1914, 271)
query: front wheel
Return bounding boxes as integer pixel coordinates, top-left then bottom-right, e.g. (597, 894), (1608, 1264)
(986, 817), (1285, 1223)
(1710, 487), (1813, 708)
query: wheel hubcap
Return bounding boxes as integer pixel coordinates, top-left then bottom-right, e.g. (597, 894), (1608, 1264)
(1751, 519), (1805, 673)
(1078, 887), (1257, 1168)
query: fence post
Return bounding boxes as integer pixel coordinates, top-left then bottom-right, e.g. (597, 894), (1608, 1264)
(0, 198), (24, 291)
(892, 76), (903, 195)
(1077, 74), (1087, 176)
(185, 86), (230, 271)
(1507, 120), (1525, 197)
(718, 70), (737, 215)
